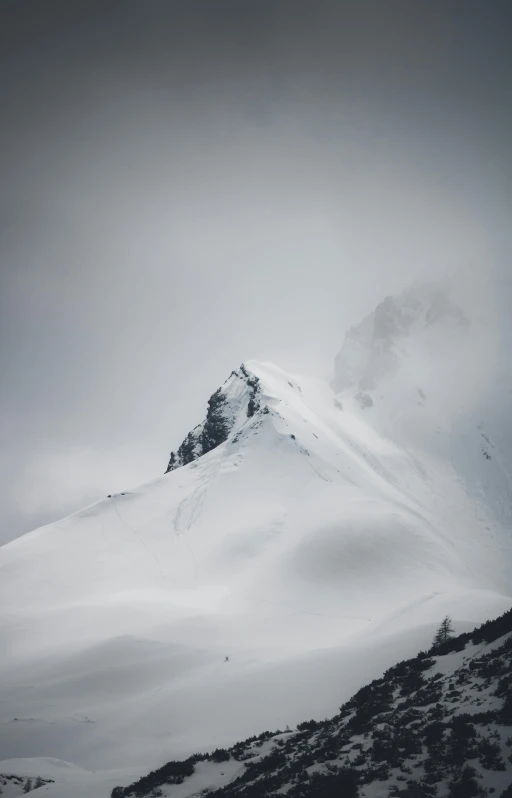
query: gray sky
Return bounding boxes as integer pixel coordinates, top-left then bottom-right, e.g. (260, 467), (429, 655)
(0, 0), (511, 543)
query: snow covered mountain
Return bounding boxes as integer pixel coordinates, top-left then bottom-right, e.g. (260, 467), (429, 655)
(0, 282), (510, 795)
(332, 281), (512, 530)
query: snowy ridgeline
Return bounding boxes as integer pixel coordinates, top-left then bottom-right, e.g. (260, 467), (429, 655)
(330, 281), (512, 530)
(107, 608), (512, 798)
(0, 775), (53, 797)
(1, 281), (511, 796)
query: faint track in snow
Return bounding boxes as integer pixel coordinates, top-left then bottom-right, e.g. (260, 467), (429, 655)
(173, 452), (224, 534)
(171, 451), (227, 586)
(111, 497), (167, 582)
(299, 450), (332, 482)
(291, 438), (332, 482)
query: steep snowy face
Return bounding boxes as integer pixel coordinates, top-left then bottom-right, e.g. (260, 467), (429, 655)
(165, 365), (260, 472)
(332, 281), (512, 532)
(0, 357), (510, 776)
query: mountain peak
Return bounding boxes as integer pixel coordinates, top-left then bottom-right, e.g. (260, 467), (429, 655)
(165, 363), (263, 473)
(332, 281), (468, 396)
(1, 342), (511, 778)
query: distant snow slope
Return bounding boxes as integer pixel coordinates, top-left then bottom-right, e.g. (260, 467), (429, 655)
(0, 283), (510, 791)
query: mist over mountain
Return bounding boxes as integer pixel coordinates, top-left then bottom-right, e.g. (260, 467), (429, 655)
(332, 280), (512, 530)
(2, 0), (512, 547)
(2, 2), (511, 796)
(0, 281), (510, 797)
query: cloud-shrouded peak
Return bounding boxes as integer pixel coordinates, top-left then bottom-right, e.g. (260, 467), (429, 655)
(332, 281), (468, 394)
(332, 279), (500, 430)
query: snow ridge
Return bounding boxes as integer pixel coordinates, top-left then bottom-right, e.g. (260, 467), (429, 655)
(1, 285), (511, 792)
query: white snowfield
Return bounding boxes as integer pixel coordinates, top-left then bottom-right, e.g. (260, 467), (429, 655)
(0, 283), (510, 796)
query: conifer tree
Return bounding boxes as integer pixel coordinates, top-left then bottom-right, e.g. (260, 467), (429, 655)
(432, 615), (455, 649)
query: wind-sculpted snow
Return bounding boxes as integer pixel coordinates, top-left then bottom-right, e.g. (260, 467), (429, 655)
(332, 280), (512, 533)
(0, 288), (511, 794)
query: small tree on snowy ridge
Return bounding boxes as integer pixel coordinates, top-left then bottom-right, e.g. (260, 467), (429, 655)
(432, 615), (455, 650)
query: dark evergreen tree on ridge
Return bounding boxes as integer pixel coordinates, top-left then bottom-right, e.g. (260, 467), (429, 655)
(432, 615), (454, 650)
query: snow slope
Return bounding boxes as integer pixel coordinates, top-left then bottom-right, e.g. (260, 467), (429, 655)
(0, 284), (511, 792)
(332, 281), (512, 531)
(110, 606), (512, 798)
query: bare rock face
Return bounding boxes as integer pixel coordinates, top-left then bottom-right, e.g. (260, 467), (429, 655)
(355, 390), (374, 409)
(165, 364), (261, 473)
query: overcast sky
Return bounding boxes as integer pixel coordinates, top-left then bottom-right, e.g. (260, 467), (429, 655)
(0, 0), (511, 543)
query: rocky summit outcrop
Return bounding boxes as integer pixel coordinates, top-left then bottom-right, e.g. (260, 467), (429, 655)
(165, 364), (261, 472)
